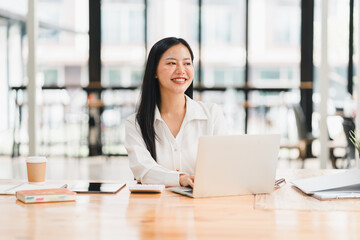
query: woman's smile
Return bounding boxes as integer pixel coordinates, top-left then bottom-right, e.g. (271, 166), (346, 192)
(171, 77), (187, 84)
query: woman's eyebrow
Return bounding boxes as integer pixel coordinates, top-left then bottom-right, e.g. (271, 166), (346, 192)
(164, 57), (191, 60)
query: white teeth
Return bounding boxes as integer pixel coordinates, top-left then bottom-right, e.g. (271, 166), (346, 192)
(172, 78), (186, 82)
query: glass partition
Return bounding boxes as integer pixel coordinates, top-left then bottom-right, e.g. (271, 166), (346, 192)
(201, 0), (246, 87)
(248, 0), (301, 87)
(101, 0), (145, 87)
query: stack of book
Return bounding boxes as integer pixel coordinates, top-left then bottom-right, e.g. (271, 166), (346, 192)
(16, 188), (76, 203)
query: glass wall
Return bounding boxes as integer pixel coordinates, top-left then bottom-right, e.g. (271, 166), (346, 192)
(37, 0), (89, 87)
(148, 0), (199, 83)
(311, 0), (352, 157)
(101, 0), (145, 87)
(0, 0), (355, 159)
(249, 0), (301, 87)
(0, 0), (89, 156)
(201, 0), (246, 87)
(247, 0), (301, 138)
(100, 0), (145, 154)
(314, 0), (350, 110)
(200, 0), (247, 134)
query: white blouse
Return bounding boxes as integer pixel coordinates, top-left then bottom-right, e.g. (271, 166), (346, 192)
(125, 95), (228, 186)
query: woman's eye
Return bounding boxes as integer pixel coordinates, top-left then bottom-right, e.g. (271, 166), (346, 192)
(168, 62), (176, 65)
(185, 62), (192, 66)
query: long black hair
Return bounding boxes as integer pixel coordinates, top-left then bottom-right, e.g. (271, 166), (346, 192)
(136, 37), (194, 161)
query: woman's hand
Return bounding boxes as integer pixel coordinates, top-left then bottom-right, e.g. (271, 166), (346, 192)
(179, 174), (195, 188)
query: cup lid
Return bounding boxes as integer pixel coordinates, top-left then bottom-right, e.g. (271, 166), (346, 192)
(27, 156), (47, 163)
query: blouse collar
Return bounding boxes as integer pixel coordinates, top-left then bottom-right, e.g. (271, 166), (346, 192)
(154, 95), (208, 123)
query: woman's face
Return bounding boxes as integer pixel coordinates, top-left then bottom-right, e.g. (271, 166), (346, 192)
(156, 44), (194, 96)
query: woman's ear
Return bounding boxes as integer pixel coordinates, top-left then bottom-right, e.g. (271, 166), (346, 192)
(154, 74), (158, 79)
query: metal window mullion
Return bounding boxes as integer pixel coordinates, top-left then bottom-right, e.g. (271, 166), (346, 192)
(348, 0), (354, 95)
(300, 0), (314, 136)
(89, 0), (101, 84)
(144, 0), (148, 60)
(244, 0), (249, 134)
(198, 0), (202, 87)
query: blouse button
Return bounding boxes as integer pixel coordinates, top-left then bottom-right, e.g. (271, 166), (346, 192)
(174, 148), (178, 152)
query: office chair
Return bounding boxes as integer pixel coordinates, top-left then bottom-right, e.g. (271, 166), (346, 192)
(331, 117), (355, 168)
(328, 116), (356, 169)
(280, 104), (315, 168)
(292, 104), (315, 166)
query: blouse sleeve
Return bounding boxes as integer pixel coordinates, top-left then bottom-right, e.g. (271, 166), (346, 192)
(211, 104), (229, 136)
(125, 117), (181, 187)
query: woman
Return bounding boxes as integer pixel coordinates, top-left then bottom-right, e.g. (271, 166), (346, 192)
(125, 37), (227, 187)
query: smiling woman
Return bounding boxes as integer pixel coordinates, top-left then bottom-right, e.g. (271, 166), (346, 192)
(156, 44), (195, 139)
(125, 37), (228, 188)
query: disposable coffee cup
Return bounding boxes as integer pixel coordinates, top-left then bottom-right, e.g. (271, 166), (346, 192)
(26, 156), (47, 184)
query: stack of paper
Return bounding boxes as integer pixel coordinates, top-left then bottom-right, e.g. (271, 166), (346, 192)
(291, 169), (360, 200)
(0, 182), (68, 195)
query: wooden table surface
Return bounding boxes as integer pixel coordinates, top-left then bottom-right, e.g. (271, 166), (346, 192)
(1, 169), (360, 240)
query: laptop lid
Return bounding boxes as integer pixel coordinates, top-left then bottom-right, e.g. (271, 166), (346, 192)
(192, 134), (280, 198)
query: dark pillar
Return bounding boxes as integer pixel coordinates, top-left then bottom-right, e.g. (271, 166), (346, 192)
(300, 0), (314, 157)
(348, 0), (354, 95)
(88, 0), (102, 156)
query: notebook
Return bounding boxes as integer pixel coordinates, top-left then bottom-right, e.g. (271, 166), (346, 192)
(168, 134), (281, 198)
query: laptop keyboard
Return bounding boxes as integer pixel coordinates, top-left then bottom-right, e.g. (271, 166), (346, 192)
(184, 189), (193, 194)
(168, 186), (193, 195)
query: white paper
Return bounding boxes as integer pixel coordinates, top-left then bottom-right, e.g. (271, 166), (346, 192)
(291, 169), (360, 194)
(313, 191), (360, 200)
(0, 182), (68, 195)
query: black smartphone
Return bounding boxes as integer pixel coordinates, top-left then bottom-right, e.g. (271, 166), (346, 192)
(70, 181), (126, 193)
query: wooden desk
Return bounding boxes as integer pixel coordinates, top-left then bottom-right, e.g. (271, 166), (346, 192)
(1, 169), (360, 240)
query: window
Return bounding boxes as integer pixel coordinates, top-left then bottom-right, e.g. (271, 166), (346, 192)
(36, 0), (89, 87)
(42, 68), (59, 86)
(202, 0), (246, 87)
(102, 1), (145, 44)
(313, 0), (349, 109)
(249, 0), (301, 87)
(101, 0), (145, 87)
(0, 0), (89, 155)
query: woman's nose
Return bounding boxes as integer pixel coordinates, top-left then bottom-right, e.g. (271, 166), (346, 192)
(175, 64), (185, 74)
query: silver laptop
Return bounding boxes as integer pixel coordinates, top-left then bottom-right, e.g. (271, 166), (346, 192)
(168, 134), (280, 198)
